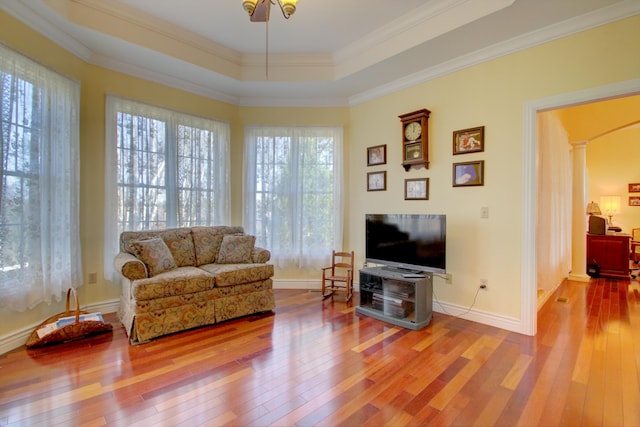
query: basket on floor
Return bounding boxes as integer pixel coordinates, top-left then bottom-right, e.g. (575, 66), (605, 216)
(25, 287), (113, 348)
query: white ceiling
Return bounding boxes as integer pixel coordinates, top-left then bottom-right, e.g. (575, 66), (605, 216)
(1, 0), (639, 106)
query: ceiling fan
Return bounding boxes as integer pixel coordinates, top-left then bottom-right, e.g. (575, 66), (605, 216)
(242, 0), (298, 22)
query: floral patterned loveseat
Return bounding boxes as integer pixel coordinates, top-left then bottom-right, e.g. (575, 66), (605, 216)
(114, 226), (275, 344)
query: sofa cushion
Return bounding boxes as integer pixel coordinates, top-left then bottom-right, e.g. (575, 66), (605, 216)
(192, 226), (244, 265)
(126, 237), (177, 277)
(161, 228), (196, 267)
(199, 263), (274, 287)
(131, 266), (216, 300)
(216, 234), (256, 264)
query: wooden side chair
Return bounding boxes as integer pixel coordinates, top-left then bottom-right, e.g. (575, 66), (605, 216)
(321, 250), (354, 302)
(630, 228), (640, 279)
(631, 228), (640, 264)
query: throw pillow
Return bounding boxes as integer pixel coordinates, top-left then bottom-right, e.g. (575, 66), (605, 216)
(192, 227), (225, 265)
(126, 237), (177, 277)
(161, 228), (196, 267)
(216, 234), (256, 264)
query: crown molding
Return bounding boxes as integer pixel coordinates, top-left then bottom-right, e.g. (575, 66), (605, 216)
(92, 54), (241, 106)
(334, 0), (514, 79)
(0, 0), (93, 60)
(349, 0), (640, 106)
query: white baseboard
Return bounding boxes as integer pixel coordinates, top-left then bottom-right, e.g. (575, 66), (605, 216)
(0, 299), (119, 356)
(275, 279), (522, 333)
(431, 299), (522, 333)
(1, 282), (524, 355)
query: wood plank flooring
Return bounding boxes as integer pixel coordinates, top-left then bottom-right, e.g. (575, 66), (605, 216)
(1, 277), (639, 426)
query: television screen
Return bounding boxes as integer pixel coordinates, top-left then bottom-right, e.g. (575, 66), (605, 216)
(366, 214), (446, 274)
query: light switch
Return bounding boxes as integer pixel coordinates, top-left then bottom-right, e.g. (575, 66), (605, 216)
(481, 206), (489, 219)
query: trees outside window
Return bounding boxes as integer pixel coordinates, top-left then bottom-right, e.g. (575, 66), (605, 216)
(0, 45), (82, 311)
(243, 126), (344, 270)
(104, 97), (230, 280)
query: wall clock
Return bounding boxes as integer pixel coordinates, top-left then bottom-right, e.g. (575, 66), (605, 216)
(399, 109), (430, 171)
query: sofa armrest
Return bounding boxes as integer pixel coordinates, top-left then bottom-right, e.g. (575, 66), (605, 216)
(252, 246), (271, 264)
(114, 252), (148, 280)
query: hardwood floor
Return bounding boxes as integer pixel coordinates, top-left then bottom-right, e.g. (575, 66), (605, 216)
(1, 277), (639, 426)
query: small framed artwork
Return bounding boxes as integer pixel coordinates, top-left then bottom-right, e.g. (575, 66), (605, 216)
(367, 144), (387, 166)
(630, 196), (640, 206)
(453, 126), (485, 155)
(367, 171), (387, 191)
(453, 160), (484, 187)
(405, 178), (429, 200)
(629, 183), (640, 193)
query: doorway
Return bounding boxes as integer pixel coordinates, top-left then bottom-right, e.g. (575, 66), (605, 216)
(522, 78), (640, 336)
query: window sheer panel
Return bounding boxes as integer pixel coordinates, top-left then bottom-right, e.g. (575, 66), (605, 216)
(0, 45), (82, 311)
(104, 97), (230, 281)
(243, 126), (343, 270)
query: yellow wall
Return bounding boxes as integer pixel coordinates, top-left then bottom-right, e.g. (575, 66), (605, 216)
(587, 127), (640, 231)
(348, 15), (640, 318)
(1, 9), (639, 340)
(557, 96), (640, 232)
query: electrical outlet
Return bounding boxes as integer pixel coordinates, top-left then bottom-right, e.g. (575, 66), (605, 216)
(88, 272), (97, 284)
(480, 279), (488, 289)
(445, 273), (452, 284)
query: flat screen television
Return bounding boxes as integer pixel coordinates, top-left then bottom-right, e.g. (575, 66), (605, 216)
(366, 214), (446, 274)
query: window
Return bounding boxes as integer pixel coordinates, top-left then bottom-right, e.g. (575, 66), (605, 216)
(104, 97), (230, 280)
(243, 126), (344, 269)
(0, 45), (82, 311)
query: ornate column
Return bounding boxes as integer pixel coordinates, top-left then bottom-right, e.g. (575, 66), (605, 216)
(569, 140), (590, 281)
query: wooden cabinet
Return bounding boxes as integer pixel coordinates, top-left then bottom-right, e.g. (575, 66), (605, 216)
(356, 267), (432, 330)
(586, 233), (630, 279)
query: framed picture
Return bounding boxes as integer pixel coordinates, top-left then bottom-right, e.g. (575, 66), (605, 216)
(453, 126), (485, 155)
(629, 183), (640, 193)
(367, 171), (387, 191)
(405, 178), (429, 200)
(453, 160), (484, 187)
(630, 196), (640, 206)
(367, 144), (386, 166)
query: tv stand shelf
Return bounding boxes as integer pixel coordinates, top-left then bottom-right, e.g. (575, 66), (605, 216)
(356, 267), (433, 330)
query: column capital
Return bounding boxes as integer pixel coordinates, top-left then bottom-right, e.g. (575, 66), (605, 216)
(569, 140), (589, 148)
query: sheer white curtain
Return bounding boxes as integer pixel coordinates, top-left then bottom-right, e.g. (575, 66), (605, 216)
(0, 44), (82, 311)
(104, 96), (230, 281)
(243, 126), (344, 270)
(537, 111), (572, 292)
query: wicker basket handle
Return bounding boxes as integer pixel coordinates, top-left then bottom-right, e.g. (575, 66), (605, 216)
(64, 288), (81, 323)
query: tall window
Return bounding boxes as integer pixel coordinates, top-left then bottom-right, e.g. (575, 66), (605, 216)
(0, 45), (82, 311)
(243, 126), (343, 270)
(104, 97), (230, 280)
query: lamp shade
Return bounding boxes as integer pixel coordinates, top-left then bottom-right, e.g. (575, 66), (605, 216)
(600, 195), (621, 215)
(586, 201), (601, 215)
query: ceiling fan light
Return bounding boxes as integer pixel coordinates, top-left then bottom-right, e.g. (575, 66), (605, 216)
(243, 0), (258, 15)
(279, 0), (297, 18)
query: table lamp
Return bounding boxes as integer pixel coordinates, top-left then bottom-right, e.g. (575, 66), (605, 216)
(586, 201), (601, 216)
(600, 195), (621, 226)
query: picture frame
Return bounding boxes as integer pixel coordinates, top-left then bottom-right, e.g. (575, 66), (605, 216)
(367, 171), (387, 191)
(453, 160), (484, 187)
(630, 196), (640, 206)
(453, 126), (485, 155)
(404, 178), (429, 200)
(367, 144), (387, 166)
(629, 183), (640, 193)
